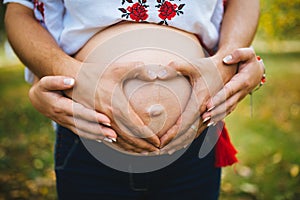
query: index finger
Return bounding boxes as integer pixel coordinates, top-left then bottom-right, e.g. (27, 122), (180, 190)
(206, 74), (242, 110)
(160, 117), (200, 155)
(112, 86), (161, 147)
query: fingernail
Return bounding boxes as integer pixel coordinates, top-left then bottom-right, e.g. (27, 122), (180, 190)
(207, 121), (215, 127)
(101, 122), (111, 127)
(110, 137), (117, 142)
(148, 70), (157, 79)
(63, 78), (75, 86)
(158, 69), (167, 78)
(207, 106), (215, 112)
(223, 55), (233, 63)
(96, 139), (102, 143)
(141, 151), (149, 156)
(256, 56), (261, 61)
(103, 137), (113, 143)
(154, 150), (160, 155)
(203, 116), (211, 123)
(257, 56), (264, 63)
(168, 149), (176, 155)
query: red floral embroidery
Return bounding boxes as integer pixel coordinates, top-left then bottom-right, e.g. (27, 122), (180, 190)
(127, 3), (148, 21)
(119, 0), (185, 25)
(156, 0), (185, 25)
(33, 0), (45, 19)
(119, 0), (149, 22)
(158, 1), (177, 20)
(32, 0), (45, 25)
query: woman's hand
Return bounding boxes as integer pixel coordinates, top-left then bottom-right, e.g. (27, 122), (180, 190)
(160, 117), (206, 155)
(202, 48), (265, 123)
(29, 76), (117, 141)
(72, 62), (167, 152)
(159, 58), (224, 148)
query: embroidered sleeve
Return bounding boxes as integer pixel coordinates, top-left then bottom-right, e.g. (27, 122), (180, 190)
(3, 0), (34, 9)
(33, 0), (45, 24)
(3, 0), (44, 24)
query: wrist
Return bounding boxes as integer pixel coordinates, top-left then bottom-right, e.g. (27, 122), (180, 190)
(55, 55), (81, 78)
(48, 55), (81, 100)
(211, 53), (237, 83)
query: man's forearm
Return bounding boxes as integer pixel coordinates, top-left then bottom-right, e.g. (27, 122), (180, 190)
(219, 0), (260, 53)
(216, 0), (260, 82)
(4, 3), (79, 78)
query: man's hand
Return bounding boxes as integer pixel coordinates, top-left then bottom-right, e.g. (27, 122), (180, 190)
(160, 48), (265, 153)
(29, 76), (117, 141)
(72, 62), (167, 152)
(202, 48), (265, 123)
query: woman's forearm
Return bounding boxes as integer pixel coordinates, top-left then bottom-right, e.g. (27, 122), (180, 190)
(4, 3), (80, 78)
(216, 0), (260, 82)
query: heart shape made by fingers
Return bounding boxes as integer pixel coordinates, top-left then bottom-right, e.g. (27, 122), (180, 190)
(123, 68), (191, 138)
(74, 22), (205, 154)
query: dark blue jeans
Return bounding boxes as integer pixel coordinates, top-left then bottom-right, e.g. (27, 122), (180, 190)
(55, 125), (221, 200)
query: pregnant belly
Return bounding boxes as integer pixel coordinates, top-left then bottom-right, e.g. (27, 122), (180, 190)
(75, 22), (205, 153)
(124, 73), (191, 138)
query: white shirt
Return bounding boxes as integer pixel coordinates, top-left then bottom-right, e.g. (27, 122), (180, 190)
(4, 0), (225, 81)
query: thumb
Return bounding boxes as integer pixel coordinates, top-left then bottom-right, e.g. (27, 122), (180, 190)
(168, 61), (195, 76)
(222, 48), (256, 65)
(39, 76), (75, 91)
(156, 66), (178, 80)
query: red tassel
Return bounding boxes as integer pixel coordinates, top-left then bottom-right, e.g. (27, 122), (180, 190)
(214, 122), (238, 167)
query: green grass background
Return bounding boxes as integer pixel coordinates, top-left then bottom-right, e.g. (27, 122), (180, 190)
(0, 51), (299, 199)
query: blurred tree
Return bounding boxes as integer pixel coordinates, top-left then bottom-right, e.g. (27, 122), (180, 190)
(258, 0), (300, 40)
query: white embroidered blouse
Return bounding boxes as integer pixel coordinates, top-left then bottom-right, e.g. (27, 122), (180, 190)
(4, 0), (225, 81)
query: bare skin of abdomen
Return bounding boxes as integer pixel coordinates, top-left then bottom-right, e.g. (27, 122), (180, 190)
(75, 22), (205, 153)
